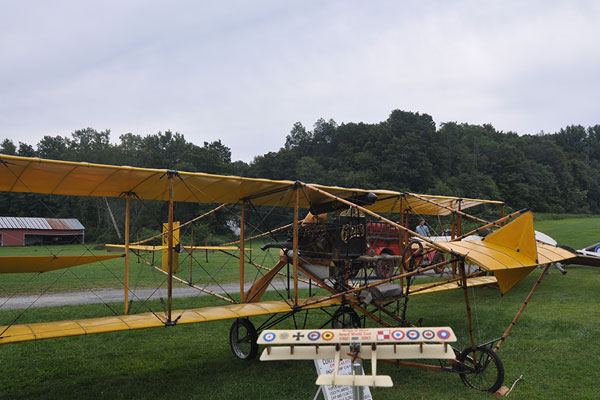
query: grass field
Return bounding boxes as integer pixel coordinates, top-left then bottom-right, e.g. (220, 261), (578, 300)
(0, 215), (599, 399)
(0, 240), (281, 297)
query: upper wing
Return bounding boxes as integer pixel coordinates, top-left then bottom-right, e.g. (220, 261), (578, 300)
(0, 154), (501, 214)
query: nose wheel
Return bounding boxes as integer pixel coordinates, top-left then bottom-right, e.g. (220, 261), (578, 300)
(456, 345), (504, 393)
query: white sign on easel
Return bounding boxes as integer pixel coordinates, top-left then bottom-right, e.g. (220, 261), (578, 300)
(313, 359), (373, 400)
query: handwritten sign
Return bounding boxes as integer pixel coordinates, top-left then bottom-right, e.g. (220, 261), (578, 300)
(313, 359), (373, 400)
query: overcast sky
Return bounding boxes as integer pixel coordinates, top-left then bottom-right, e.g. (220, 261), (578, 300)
(1, 1), (599, 162)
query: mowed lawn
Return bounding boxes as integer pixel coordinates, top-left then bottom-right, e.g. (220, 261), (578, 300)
(0, 215), (599, 399)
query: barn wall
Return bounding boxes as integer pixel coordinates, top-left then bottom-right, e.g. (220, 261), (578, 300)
(0, 229), (84, 246)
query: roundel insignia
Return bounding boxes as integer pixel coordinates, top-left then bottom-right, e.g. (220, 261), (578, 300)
(279, 332), (289, 340)
(263, 332), (276, 342)
(437, 329), (451, 340)
(322, 331), (335, 341)
(392, 330), (405, 340)
(307, 331), (321, 341)
(422, 330), (435, 340)
(406, 329), (420, 340)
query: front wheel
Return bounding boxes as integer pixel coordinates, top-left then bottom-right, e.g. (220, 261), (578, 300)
(331, 306), (361, 329)
(456, 345), (504, 393)
(229, 318), (258, 360)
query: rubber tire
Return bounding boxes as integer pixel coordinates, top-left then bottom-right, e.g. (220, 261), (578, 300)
(456, 345), (504, 393)
(229, 318), (258, 361)
(331, 306), (361, 329)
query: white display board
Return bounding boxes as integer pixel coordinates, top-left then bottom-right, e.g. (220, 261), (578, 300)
(313, 359), (373, 400)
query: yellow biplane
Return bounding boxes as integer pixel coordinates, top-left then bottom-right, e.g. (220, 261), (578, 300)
(0, 154), (577, 393)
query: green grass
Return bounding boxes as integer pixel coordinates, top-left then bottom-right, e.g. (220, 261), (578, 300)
(1, 216), (599, 399)
(533, 214), (600, 249)
(0, 240), (281, 296)
(1, 268), (599, 399)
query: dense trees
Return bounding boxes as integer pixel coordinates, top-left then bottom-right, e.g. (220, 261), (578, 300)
(250, 111), (600, 214)
(1, 109), (599, 242)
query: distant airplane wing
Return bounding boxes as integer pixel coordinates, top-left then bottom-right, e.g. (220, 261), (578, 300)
(0, 254), (123, 273)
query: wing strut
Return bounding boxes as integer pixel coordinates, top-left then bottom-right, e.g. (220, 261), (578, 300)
(166, 171), (176, 324)
(124, 195), (131, 315)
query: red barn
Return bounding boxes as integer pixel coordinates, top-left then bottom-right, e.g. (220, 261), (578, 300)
(0, 217), (85, 246)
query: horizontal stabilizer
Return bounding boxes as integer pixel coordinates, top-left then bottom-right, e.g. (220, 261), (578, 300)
(258, 327), (456, 345)
(315, 374), (393, 388)
(260, 343), (456, 361)
(434, 212), (576, 293)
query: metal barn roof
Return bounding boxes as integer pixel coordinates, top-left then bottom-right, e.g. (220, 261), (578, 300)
(0, 217), (84, 230)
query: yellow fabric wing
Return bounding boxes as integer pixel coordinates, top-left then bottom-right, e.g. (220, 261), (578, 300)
(0, 254), (123, 273)
(434, 213), (575, 293)
(0, 155), (501, 215)
(0, 297), (341, 344)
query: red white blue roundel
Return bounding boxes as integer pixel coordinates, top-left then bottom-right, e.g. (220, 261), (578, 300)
(407, 329), (420, 340)
(437, 329), (451, 340)
(307, 331), (321, 341)
(262, 332), (276, 342)
(392, 330), (405, 340)
(422, 330), (435, 340)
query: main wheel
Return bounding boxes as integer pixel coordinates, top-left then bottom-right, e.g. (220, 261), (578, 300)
(229, 318), (258, 360)
(331, 306), (361, 328)
(456, 345), (504, 393)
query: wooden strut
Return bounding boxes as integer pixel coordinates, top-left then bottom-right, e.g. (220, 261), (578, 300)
(223, 251), (312, 286)
(167, 172), (175, 323)
(189, 224), (194, 283)
(240, 202), (246, 303)
(494, 263), (552, 353)
(292, 188), (300, 305)
(409, 192), (505, 228)
(131, 203), (227, 246)
(145, 260), (236, 304)
(221, 223), (293, 247)
(459, 261), (477, 354)
(408, 270), (484, 295)
(297, 257), (449, 309)
(296, 264), (395, 327)
(452, 208), (528, 242)
(124, 195), (131, 315)
(302, 183), (437, 249)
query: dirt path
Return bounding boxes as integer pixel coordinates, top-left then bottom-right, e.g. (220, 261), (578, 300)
(0, 281), (310, 310)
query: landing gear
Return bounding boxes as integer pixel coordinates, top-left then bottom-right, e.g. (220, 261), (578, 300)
(456, 345), (504, 393)
(229, 318), (258, 360)
(331, 306), (361, 329)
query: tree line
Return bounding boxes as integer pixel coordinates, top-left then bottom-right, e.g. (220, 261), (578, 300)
(1, 110), (599, 242)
